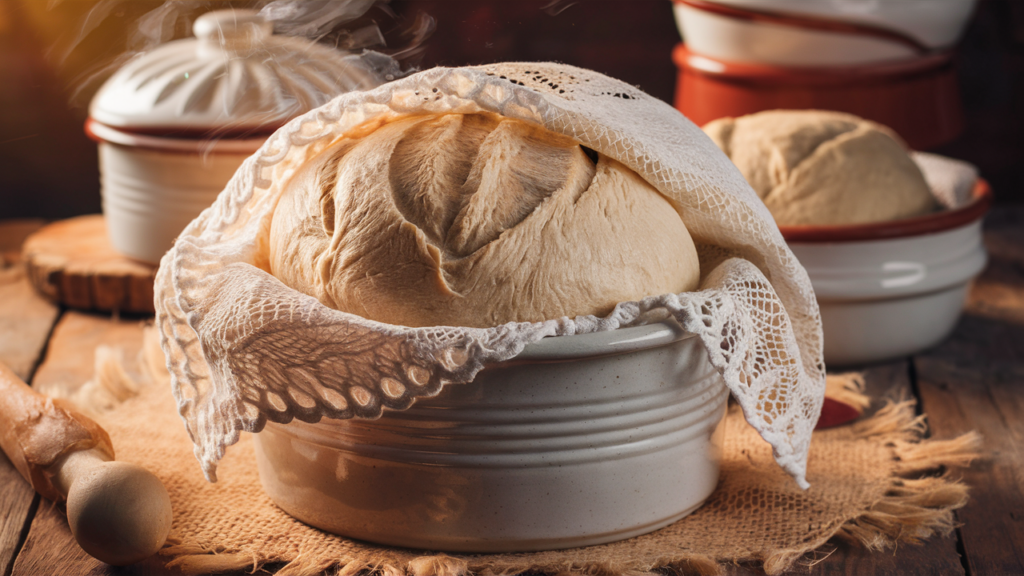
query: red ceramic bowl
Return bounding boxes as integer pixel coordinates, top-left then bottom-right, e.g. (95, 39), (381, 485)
(672, 43), (965, 150)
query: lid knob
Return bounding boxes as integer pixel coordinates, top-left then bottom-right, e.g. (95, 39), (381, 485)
(193, 9), (272, 55)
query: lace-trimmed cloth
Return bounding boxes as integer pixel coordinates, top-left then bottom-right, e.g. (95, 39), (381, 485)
(154, 62), (826, 487)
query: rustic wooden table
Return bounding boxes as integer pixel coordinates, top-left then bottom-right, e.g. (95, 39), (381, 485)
(1, 212), (1022, 576)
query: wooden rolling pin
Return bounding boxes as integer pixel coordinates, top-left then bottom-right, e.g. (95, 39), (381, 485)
(0, 361), (172, 565)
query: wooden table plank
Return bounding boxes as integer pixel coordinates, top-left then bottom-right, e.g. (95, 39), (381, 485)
(0, 460), (38, 576)
(9, 312), (176, 576)
(809, 538), (964, 576)
(28, 311), (146, 397)
(913, 207), (1024, 576)
(0, 220), (60, 576)
(0, 279), (60, 383)
(719, 539), (964, 576)
(0, 220), (60, 382)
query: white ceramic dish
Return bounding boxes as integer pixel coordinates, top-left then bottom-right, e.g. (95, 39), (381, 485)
(88, 122), (261, 263)
(673, 0), (976, 67)
(254, 321), (729, 552)
(783, 180), (991, 367)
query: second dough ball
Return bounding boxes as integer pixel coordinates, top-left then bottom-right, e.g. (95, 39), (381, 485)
(703, 110), (937, 226)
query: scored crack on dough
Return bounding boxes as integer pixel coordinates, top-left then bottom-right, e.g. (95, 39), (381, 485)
(703, 110), (938, 226)
(269, 112), (700, 328)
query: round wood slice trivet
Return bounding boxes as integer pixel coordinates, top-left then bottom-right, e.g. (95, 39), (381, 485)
(22, 215), (157, 314)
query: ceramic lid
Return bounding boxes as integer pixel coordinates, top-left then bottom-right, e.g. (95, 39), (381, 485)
(89, 9), (383, 136)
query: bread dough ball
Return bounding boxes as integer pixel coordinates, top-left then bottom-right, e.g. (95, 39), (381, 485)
(703, 110), (937, 226)
(269, 113), (700, 328)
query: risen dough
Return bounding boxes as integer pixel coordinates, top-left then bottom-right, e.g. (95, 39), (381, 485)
(269, 113), (700, 328)
(703, 110), (937, 226)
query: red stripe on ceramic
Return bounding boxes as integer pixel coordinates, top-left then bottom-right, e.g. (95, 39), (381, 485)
(85, 119), (266, 155)
(671, 43), (954, 86)
(673, 0), (932, 55)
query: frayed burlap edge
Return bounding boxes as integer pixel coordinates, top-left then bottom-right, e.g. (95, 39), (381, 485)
(155, 394), (982, 576)
(760, 401), (981, 576)
(162, 549), (724, 576)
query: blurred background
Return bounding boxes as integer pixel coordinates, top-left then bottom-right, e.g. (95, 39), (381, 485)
(0, 0), (1021, 220)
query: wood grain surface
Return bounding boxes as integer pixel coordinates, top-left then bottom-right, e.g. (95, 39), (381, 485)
(29, 311), (148, 397)
(0, 220), (57, 576)
(0, 464), (37, 576)
(912, 207), (1024, 576)
(0, 274), (60, 384)
(9, 313), (183, 576)
(21, 215), (156, 314)
(0, 219), (59, 382)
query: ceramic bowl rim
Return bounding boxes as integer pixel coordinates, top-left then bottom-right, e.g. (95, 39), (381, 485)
(502, 320), (694, 364)
(671, 42), (954, 86)
(779, 178), (991, 243)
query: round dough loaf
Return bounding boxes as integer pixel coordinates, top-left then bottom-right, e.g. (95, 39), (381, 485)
(703, 110), (937, 226)
(269, 112), (700, 328)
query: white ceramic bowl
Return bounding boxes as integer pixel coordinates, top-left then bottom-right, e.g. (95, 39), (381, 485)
(783, 180), (991, 367)
(87, 121), (263, 264)
(254, 321), (729, 552)
(673, 0), (976, 67)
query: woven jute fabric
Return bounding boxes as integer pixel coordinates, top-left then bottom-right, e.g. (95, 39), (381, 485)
(89, 370), (979, 576)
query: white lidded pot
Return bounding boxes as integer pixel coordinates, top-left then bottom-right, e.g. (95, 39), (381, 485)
(87, 9), (383, 264)
(254, 320), (729, 552)
(782, 179), (991, 367)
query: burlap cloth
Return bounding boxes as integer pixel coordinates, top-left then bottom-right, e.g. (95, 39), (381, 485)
(82, 358), (979, 576)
